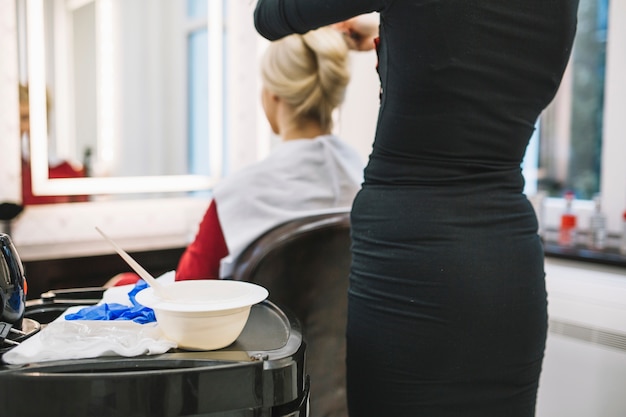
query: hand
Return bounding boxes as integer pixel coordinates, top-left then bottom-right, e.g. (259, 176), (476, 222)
(333, 13), (380, 51)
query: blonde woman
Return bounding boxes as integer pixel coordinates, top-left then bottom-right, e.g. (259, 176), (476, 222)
(112, 28), (361, 288)
(173, 27), (363, 280)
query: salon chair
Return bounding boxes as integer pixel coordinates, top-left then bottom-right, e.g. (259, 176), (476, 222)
(232, 211), (352, 417)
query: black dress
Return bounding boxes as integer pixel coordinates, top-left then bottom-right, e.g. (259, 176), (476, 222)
(255, 1), (579, 416)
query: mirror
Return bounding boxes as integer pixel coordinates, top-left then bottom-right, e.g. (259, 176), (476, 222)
(18, 0), (224, 198)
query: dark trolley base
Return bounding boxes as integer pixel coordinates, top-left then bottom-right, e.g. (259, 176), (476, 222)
(0, 289), (309, 417)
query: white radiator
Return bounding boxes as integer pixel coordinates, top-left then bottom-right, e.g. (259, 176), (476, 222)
(537, 259), (626, 417)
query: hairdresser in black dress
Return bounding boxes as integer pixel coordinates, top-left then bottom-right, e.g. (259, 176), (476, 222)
(255, 0), (578, 415)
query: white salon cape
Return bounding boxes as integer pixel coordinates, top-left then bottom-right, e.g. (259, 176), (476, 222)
(214, 134), (364, 277)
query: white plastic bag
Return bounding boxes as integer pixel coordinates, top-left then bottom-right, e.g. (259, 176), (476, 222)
(2, 271), (178, 365)
(2, 308), (177, 365)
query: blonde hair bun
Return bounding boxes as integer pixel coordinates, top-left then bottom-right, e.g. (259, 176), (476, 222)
(261, 27), (350, 131)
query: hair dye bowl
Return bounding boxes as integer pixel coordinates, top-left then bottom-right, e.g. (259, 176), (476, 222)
(135, 280), (269, 350)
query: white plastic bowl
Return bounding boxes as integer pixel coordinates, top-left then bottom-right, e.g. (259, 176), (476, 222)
(135, 280), (269, 350)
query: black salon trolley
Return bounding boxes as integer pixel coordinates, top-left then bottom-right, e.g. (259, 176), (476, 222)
(0, 288), (309, 417)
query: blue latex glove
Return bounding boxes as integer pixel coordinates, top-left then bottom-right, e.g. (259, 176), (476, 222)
(65, 280), (156, 324)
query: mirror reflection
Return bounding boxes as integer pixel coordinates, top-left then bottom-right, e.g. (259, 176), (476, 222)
(17, 0), (223, 201)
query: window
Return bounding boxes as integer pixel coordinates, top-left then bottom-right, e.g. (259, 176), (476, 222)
(537, 0), (608, 200)
(186, 0), (226, 178)
(528, 0), (626, 233)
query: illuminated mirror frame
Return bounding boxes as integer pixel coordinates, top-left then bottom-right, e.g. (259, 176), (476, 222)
(25, 0), (223, 196)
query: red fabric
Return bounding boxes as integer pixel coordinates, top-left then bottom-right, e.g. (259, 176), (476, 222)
(21, 159), (89, 205)
(175, 200), (229, 281)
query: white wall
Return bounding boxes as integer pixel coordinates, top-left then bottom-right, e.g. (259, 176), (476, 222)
(0, 0), (21, 204)
(599, 0), (626, 233)
(337, 50), (380, 163)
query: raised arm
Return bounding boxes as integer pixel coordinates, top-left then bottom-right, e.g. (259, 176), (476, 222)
(254, 0), (384, 41)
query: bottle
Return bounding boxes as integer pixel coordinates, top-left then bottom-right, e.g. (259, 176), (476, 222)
(588, 194), (607, 250)
(620, 210), (626, 256)
(558, 191), (577, 247)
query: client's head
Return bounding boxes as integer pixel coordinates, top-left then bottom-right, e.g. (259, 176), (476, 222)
(260, 27), (350, 138)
